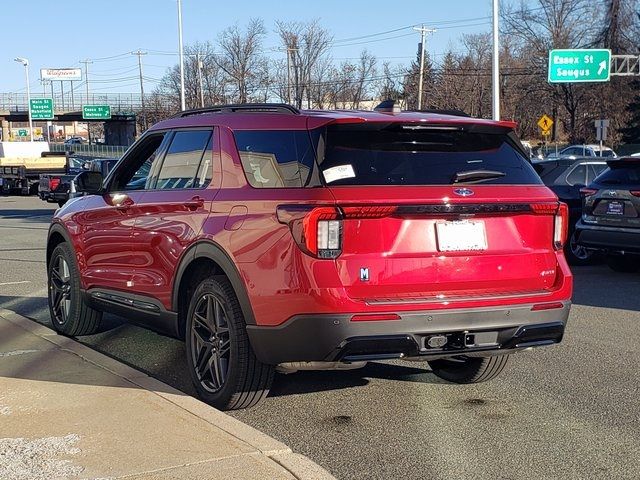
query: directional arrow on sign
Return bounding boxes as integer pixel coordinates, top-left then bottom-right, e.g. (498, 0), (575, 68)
(598, 61), (607, 76)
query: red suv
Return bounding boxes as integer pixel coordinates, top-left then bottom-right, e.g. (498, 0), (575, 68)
(46, 104), (573, 410)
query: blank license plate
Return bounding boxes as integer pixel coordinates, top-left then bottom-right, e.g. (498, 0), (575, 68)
(607, 201), (624, 215)
(436, 220), (487, 252)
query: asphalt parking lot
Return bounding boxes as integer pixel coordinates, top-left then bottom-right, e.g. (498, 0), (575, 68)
(1, 196), (639, 480)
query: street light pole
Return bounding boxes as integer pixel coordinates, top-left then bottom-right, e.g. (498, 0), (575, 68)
(14, 57), (33, 141)
(177, 0), (186, 111)
(492, 0), (500, 120)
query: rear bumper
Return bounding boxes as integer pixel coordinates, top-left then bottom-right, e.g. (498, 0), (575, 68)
(575, 221), (640, 254)
(38, 191), (67, 203)
(247, 302), (571, 365)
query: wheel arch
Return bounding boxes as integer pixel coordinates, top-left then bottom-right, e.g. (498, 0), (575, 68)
(47, 223), (73, 268)
(173, 240), (256, 339)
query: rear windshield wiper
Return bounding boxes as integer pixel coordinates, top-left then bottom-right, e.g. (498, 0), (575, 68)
(452, 169), (506, 184)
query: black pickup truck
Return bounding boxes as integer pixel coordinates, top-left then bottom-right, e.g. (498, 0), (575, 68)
(39, 157), (118, 207)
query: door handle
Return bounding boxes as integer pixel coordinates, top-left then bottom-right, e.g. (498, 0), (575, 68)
(184, 196), (204, 210)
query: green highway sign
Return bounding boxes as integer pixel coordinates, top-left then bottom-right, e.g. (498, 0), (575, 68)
(29, 98), (54, 119)
(82, 105), (111, 120)
(18, 129), (28, 137)
(548, 49), (611, 83)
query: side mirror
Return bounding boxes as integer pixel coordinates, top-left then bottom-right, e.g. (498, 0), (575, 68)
(75, 170), (103, 195)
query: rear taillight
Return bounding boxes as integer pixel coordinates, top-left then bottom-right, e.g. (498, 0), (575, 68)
(530, 202), (568, 250)
(278, 206), (343, 259)
(554, 203), (569, 250)
(277, 204), (398, 259)
(49, 177), (61, 191)
(580, 188), (598, 197)
(630, 191), (640, 197)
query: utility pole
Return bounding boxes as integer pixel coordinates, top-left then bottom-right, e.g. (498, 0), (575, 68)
(286, 48), (292, 104)
(132, 50), (148, 131)
(177, 0), (186, 111)
(80, 59), (93, 102)
(196, 52), (205, 108)
(492, 0), (500, 120)
(413, 26), (436, 110)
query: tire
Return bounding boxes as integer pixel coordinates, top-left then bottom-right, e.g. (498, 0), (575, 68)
(606, 255), (640, 273)
(47, 242), (102, 336)
(185, 276), (274, 410)
(565, 230), (596, 266)
(428, 354), (509, 384)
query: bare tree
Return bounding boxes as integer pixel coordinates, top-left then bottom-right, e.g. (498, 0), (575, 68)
(378, 62), (404, 102)
(157, 42), (228, 110)
(218, 19), (268, 103)
(276, 19), (332, 108)
(502, 0), (604, 142)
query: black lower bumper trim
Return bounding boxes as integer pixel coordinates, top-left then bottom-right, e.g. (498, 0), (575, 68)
(576, 225), (640, 254)
(246, 306), (569, 365)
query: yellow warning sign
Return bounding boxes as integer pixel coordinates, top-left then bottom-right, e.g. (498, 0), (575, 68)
(537, 114), (554, 133)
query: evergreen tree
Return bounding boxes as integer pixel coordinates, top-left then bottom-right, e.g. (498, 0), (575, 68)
(620, 79), (640, 143)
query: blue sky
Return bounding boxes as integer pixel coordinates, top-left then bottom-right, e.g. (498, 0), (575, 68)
(3, 0), (506, 95)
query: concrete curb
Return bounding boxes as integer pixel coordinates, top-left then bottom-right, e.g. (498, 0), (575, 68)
(0, 308), (336, 480)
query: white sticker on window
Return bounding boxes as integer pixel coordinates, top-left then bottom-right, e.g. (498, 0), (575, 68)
(323, 164), (355, 184)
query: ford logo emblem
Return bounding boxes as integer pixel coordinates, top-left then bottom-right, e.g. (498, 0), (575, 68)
(453, 188), (474, 197)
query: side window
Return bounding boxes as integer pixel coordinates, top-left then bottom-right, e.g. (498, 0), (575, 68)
(154, 130), (213, 190)
(234, 130), (315, 188)
(566, 164), (587, 186)
(111, 134), (168, 191)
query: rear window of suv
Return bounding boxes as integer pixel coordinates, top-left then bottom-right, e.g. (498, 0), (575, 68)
(316, 123), (541, 186)
(595, 163), (640, 185)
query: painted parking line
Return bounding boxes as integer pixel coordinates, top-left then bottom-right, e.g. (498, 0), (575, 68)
(0, 281), (31, 287)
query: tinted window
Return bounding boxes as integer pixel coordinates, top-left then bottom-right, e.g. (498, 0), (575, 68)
(155, 130), (212, 189)
(594, 163), (640, 185)
(234, 130), (315, 188)
(566, 165), (587, 186)
(317, 124), (541, 186)
(587, 163), (607, 183)
(112, 134), (167, 191)
(599, 150), (616, 158)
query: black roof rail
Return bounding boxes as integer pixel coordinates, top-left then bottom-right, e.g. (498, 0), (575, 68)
(172, 103), (300, 118)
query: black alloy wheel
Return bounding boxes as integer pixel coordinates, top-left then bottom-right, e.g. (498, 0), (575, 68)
(49, 254), (72, 326)
(185, 277), (274, 410)
(190, 293), (231, 393)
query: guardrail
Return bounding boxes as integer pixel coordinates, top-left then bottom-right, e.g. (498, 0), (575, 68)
(49, 143), (127, 158)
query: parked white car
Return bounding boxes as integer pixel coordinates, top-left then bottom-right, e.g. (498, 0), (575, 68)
(546, 144), (617, 161)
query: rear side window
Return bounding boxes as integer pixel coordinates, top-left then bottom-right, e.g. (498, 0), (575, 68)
(234, 130), (316, 188)
(155, 130), (213, 189)
(566, 164), (587, 186)
(595, 164), (640, 185)
(317, 124), (541, 186)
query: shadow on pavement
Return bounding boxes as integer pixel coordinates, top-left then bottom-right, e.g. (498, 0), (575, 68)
(0, 208), (56, 221)
(269, 361), (441, 398)
(1, 293), (441, 402)
(571, 265), (640, 311)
